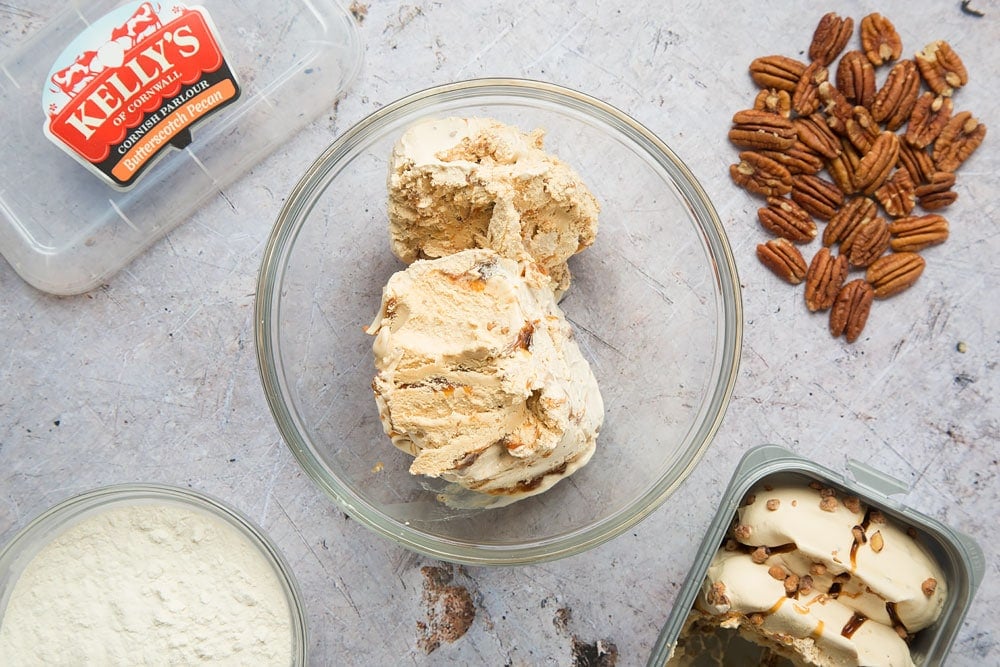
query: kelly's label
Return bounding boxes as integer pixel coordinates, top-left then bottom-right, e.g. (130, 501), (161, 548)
(43, 2), (240, 189)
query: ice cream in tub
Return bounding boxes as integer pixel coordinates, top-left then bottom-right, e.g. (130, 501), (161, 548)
(647, 445), (984, 666)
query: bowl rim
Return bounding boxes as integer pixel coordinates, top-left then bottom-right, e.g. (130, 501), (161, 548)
(254, 77), (743, 565)
(0, 482), (308, 664)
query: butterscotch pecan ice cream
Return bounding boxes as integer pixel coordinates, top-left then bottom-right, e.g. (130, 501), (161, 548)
(671, 482), (947, 667)
(367, 249), (603, 505)
(387, 116), (599, 296)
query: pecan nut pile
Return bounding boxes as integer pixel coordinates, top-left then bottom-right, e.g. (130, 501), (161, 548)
(729, 11), (986, 343)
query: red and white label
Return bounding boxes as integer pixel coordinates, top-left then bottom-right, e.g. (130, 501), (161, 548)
(43, 2), (240, 188)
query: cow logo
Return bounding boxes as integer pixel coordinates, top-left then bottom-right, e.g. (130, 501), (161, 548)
(43, 2), (241, 188)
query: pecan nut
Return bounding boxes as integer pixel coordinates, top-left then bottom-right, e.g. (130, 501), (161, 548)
(846, 217), (891, 267)
(791, 173), (844, 220)
(759, 142), (825, 176)
(730, 151), (794, 196)
(855, 131), (900, 195)
(874, 169), (916, 217)
(753, 88), (792, 117)
(905, 93), (953, 149)
(866, 252), (926, 298)
(758, 196), (818, 243)
(836, 51), (876, 108)
(897, 143), (936, 185)
(809, 12), (854, 66)
(889, 214), (950, 252)
(750, 55), (808, 92)
(830, 279), (875, 343)
(860, 13), (902, 66)
(757, 238), (808, 284)
(915, 40), (968, 97)
(845, 106), (880, 153)
(818, 82), (852, 135)
(729, 109), (797, 151)
(871, 59), (921, 131)
(914, 172), (958, 210)
(827, 139), (861, 195)
(794, 113), (841, 159)
(805, 247), (849, 312)
(932, 111), (986, 172)
(792, 61), (828, 116)
(824, 196), (877, 246)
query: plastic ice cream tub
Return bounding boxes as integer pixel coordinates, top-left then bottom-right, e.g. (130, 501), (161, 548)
(0, 0), (362, 295)
(647, 445), (985, 666)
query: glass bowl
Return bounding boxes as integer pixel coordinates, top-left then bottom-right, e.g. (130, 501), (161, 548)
(0, 484), (307, 665)
(255, 78), (742, 564)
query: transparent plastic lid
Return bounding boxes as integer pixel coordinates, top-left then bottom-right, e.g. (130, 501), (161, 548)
(0, 0), (363, 295)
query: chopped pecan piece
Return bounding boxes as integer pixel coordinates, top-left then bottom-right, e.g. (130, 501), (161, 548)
(836, 50), (876, 107)
(824, 196), (877, 246)
(751, 546), (770, 564)
(792, 61), (828, 116)
(753, 88), (793, 117)
(729, 109), (797, 151)
(707, 581), (729, 606)
(906, 93), (953, 149)
(922, 578), (938, 597)
(860, 13), (902, 66)
(932, 111), (986, 172)
(730, 151), (794, 196)
(889, 214), (950, 252)
(846, 217), (891, 267)
(866, 252), (926, 298)
(855, 131), (901, 195)
(768, 565), (787, 581)
(871, 59), (921, 131)
(758, 196), (818, 243)
(915, 172), (958, 210)
(809, 12), (854, 66)
(915, 40), (968, 96)
(875, 169), (916, 217)
(750, 55), (808, 91)
(805, 247), (849, 312)
(792, 173), (844, 220)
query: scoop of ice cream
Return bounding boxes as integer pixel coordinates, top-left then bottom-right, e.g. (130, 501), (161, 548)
(687, 482), (948, 667)
(387, 116), (600, 295)
(367, 248), (603, 503)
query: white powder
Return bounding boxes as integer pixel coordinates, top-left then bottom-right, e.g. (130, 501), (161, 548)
(0, 501), (295, 665)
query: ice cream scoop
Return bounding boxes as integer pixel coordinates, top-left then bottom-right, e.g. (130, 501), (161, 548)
(367, 248), (603, 505)
(683, 481), (947, 667)
(386, 116), (599, 295)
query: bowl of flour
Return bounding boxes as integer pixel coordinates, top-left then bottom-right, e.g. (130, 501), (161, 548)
(0, 484), (306, 665)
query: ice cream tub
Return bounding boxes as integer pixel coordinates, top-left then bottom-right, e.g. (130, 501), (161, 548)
(647, 445), (985, 666)
(0, 0), (363, 295)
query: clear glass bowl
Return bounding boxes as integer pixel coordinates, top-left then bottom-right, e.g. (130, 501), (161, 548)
(0, 484), (307, 665)
(255, 78), (742, 564)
